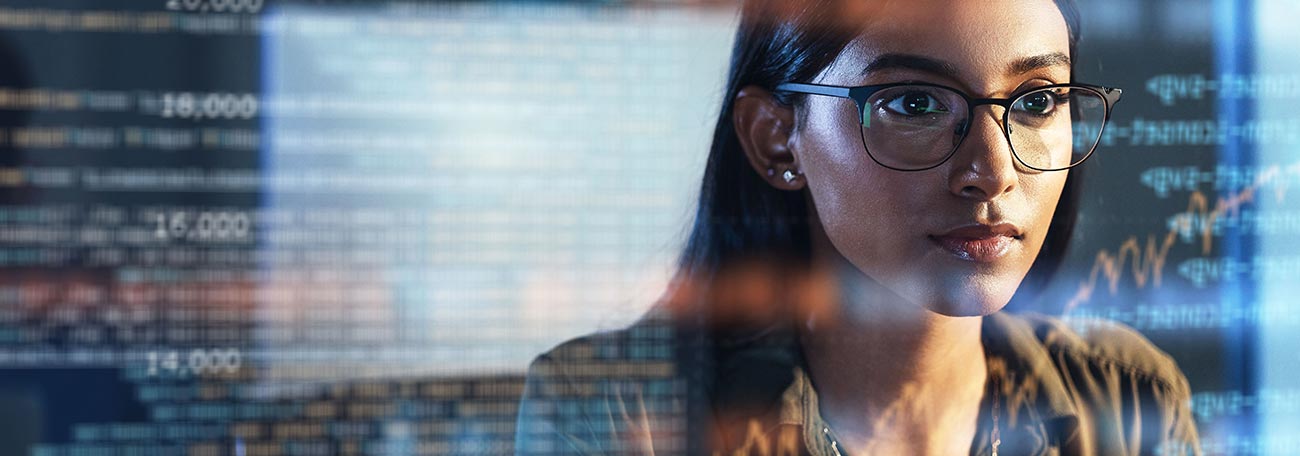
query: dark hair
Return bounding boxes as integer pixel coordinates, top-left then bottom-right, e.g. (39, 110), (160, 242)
(674, 0), (1084, 314)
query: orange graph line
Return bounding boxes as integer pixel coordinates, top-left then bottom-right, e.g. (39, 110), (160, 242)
(1063, 163), (1298, 313)
(713, 419), (800, 456)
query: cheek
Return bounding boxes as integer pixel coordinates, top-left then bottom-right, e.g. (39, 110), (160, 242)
(796, 95), (937, 281)
(807, 167), (917, 260)
(800, 102), (873, 236)
(798, 100), (918, 260)
(1024, 174), (1066, 232)
(1023, 173), (1069, 248)
(801, 137), (936, 285)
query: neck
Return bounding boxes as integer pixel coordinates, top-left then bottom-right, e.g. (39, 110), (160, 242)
(799, 253), (988, 455)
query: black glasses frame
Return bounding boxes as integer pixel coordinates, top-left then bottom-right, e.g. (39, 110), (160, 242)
(772, 81), (1123, 172)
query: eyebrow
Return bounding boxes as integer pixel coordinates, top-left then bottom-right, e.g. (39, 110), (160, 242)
(860, 53), (960, 79)
(1008, 52), (1071, 75)
(859, 52), (1072, 79)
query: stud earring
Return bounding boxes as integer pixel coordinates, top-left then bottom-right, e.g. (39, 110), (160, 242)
(783, 169), (800, 183)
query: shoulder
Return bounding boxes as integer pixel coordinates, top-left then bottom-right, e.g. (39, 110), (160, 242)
(995, 312), (1203, 453)
(1011, 311), (1191, 394)
(525, 315), (681, 385)
(516, 317), (690, 454)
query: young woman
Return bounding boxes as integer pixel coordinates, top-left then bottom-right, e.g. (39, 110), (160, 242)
(516, 0), (1202, 454)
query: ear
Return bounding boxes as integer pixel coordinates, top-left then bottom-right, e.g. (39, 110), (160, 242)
(733, 85), (804, 190)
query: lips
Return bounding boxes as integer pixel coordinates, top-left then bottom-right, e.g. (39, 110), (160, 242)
(929, 223), (1023, 263)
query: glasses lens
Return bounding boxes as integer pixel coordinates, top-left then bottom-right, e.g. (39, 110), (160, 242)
(1007, 86), (1108, 170)
(860, 85), (967, 170)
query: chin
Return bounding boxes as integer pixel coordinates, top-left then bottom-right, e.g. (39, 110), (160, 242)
(924, 296), (1006, 317)
(915, 276), (1021, 317)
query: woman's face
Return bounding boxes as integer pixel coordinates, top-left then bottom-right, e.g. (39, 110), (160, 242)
(794, 0), (1072, 317)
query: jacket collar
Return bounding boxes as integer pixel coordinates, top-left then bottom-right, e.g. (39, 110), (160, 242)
(979, 311), (1082, 453)
(980, 311), (1079, 423)
(707, 311), (1082, 454)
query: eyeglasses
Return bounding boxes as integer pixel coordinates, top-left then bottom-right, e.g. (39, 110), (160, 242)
(773, 81), (1123, 172)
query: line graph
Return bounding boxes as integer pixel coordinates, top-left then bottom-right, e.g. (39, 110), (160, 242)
(1063, 161), (1300, 312)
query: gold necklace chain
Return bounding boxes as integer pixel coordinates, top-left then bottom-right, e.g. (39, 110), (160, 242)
(820, 376), (1002, 456)
(992, 374), (1002, 456)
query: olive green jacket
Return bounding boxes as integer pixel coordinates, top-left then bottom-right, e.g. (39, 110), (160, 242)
(515, 311), (1202, 455)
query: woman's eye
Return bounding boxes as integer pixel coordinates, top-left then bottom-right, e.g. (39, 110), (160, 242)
(1014, 91), (1060, 115)
(883, 91), (949, 116)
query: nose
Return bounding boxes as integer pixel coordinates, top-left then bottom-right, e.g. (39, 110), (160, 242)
(947, 107), (1018, 201)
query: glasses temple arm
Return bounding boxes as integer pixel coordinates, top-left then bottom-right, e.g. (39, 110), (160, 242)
(773, 82), (852, 99)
